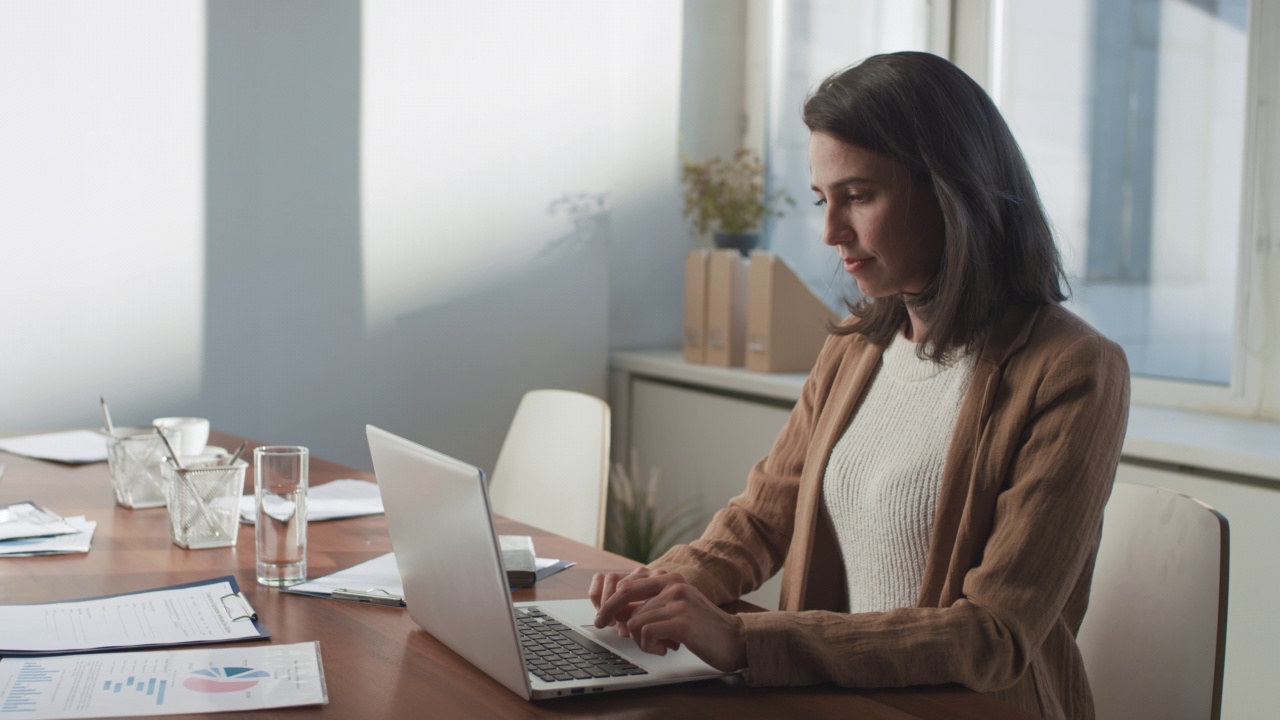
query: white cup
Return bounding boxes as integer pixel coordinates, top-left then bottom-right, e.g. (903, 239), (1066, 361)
(153, 417), (211, 457)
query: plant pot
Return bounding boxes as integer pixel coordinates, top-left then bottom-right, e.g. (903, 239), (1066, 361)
(713, 232), (760, 257)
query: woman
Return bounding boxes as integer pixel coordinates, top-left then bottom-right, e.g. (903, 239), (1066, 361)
(590, 51), (1130, 720)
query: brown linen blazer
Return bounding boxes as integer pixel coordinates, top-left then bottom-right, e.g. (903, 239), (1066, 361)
(651, 303), (1130, 720)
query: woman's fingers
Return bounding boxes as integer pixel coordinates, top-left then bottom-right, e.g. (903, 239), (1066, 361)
(621, 583), (748, 672)
(593, 568), (681, 628)
(588, 572), (605, 608)
(589, 569), (639, 610)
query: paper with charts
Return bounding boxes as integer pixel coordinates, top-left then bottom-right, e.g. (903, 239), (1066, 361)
(0, 642), (327, 718)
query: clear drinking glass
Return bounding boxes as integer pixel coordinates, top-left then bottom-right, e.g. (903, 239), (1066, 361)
(254, 445), (308, 586)
(104, 428), (173, 509)
(164, 457), (246, 549)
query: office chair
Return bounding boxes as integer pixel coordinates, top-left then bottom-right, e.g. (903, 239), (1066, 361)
(487, 389), (611, 548)
(1077, 483), (1230, 720)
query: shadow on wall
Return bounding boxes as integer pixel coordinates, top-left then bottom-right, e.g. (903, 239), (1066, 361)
(199, 0), (367, 467)
(197, 5), (611, 473)
(363, 201), (611, 473)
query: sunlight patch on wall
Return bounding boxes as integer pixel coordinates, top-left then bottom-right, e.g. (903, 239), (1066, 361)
(0, 1), (204, 429)
(361, 0), (613, 334)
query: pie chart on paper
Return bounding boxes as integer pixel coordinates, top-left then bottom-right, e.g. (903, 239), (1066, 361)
(183, 666), (271, 693)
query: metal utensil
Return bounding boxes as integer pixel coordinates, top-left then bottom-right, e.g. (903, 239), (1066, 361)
(226, 442), (247, 467)
(99, 396), (116, 437)
(156, 426), (184, 470)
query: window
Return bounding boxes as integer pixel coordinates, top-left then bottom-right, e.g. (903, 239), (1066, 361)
(988, 0), (1248, 387)
(762, 0), (938, 311)
(758, 0), (1280, 418)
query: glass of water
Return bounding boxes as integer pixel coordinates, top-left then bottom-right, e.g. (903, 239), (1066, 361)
(254, 445), (308, 586)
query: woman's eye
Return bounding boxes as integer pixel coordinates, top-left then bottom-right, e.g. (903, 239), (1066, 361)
(813, 198), (827, 207)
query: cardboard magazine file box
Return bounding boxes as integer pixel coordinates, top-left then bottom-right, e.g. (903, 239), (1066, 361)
(683, 249), (711, 363)
(704, 250), (750, 367)
(745, 251), (840, 373)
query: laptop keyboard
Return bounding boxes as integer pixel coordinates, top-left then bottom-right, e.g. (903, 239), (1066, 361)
(516, 607), (649, 683)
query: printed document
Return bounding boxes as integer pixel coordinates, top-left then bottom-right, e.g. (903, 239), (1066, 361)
(0, 502), (78, 542)
(0, 578), (266, 655)
(0, 641), (327, 718)
(0, 516), (95, 556)
(0, 430), (107, 464)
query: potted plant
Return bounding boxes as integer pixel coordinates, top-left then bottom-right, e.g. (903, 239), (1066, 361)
(605, 449), (703, 563)
(680, 148), (794, 256)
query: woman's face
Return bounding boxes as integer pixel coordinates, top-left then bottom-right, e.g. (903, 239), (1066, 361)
(809, 132), (944, 299)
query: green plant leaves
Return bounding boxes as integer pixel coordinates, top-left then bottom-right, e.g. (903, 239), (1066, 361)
(605, 450), (705, 563)
(680, 149), (794, 236)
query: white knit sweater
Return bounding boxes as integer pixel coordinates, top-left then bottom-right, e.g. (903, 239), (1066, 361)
(821, 333), (977, 614)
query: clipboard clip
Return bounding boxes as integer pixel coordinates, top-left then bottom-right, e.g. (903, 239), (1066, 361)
(221, 591), (259, 621)
(332, 587), (405, 607)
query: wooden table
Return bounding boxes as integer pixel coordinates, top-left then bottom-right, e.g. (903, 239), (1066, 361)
(0, 431), (1037, 720)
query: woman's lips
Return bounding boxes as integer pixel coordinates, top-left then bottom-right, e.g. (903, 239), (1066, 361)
(843, 256), (873, 273)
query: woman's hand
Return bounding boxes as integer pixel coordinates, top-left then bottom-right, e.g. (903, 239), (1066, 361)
(589, 567), (748, 672)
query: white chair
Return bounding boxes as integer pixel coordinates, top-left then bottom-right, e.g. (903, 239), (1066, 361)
(1078, 483), (1229, 720)
(487, 389), (611, 548)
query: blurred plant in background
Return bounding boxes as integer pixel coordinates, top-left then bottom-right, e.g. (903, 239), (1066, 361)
(680, 148), (794, 236)
(605, 449), (703, 563)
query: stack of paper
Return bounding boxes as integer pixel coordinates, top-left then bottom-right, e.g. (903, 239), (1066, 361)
(0, 501), (96, 556)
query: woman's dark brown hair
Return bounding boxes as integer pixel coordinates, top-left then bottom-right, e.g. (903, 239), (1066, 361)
(803, 51), (1068, 361)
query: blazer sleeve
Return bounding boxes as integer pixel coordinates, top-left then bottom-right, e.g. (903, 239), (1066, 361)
(737, 332), (1130, 691)
(647, 333), (847, 605)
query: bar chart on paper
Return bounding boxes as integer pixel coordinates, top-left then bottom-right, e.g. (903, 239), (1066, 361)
(2, 661), (60, 714)
(0, 654), (172, 716)
(99, 671), (169, 704)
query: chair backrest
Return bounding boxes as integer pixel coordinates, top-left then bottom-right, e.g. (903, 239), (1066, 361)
(487, 389), (610, 548)
(1077, 483), (1229, 720)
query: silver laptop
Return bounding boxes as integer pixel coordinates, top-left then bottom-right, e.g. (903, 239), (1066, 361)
(366, 424), (732, 700)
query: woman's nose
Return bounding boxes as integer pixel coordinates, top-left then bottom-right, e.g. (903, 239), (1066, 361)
(821, 209), (846, 247)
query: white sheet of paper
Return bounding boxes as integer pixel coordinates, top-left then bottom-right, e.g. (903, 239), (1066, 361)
(287, 551), (404, 599)
(238, 478), (383, 524)
(0, 516), (96, 556)
(0, 580), (261, 654)
(286, 550), (569, 601)
(0, 641), (327, 719)
(0, 430), (108, 464)
(0, 502), (79, 541)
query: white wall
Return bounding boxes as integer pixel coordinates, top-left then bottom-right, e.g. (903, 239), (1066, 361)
(607, 0), (688, 350)
(201, 0), (369, 466)
(359, 0), (615, 469)
(0, 0), (204, 432)
(0, 0), (695, 473)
